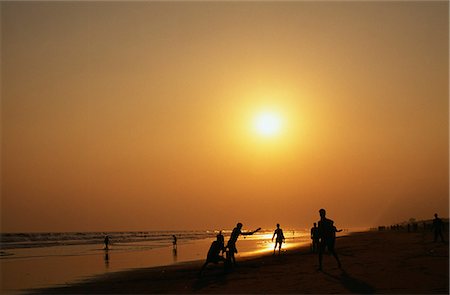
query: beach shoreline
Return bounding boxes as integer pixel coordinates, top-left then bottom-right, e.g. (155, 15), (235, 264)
(1, 230), (313, 294)
(30, 230), (449, 294)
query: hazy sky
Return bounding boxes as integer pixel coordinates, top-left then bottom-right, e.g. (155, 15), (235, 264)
(2, 1), (448, 232)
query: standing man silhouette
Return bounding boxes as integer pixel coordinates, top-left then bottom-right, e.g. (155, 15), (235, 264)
(272, 223), (285, 255)
(317, 208), (341, 271)
(172, 235), (177, 249)
(104, 235), (110, 250)
(310, 223), (319, 253)
(432, 213), (446, 243)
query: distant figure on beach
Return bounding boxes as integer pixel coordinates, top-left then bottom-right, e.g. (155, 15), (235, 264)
(431, 213), (445, 243)
(226, 223), (261, 265)
(172, 235), (177, 249)
(310, 223), (319, 253)
(104, 235), (110, 250)
(199, 232), (227, 275)
(317, 208), (342, 271)
(272, 224), (285, 255)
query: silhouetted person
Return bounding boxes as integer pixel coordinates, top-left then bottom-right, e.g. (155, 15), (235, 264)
(216, 231), (225, 253)
(317, 208), (342, 271)
(311, 223), (319, 253)
(432, 213), (445, 243)
(199, 232), (227, 275)
(104, 235), (110, 250)
(226, 223), (261, 265)
(272, 223), (285, 255)
(172, 235), (177, 249)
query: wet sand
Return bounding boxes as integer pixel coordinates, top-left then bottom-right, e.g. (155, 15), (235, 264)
(32, 231), (448, 294)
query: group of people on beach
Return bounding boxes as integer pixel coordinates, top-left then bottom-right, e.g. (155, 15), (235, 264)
(200, 208), (342, 275)
(199, 223), (262, 274)
(102, 210), (446, 276)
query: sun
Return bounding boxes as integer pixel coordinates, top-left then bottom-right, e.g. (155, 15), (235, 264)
(254, 111), (283, 137)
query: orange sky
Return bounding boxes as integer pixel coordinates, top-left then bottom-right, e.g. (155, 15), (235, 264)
(1, 1), (448, 232)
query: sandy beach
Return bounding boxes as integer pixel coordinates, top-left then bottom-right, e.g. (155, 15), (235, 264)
(32, 230), (449, 294)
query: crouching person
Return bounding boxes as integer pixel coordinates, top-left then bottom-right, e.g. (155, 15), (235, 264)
(199, 231), (226, 276)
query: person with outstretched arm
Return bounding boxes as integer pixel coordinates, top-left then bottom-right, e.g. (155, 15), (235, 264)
(226, 222), (261, 266)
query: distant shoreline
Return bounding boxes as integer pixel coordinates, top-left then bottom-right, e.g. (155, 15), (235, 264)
(31, 230), (449, 294)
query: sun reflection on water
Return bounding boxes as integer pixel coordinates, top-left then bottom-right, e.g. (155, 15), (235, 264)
(238, 230), (311, 257)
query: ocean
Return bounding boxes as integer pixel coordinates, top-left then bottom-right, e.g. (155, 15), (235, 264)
(1, 230), (219, 251)
(0, 229), (312, 294)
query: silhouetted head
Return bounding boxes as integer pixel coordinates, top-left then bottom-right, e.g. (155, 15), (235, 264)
(216, 231), (224, 241)
(237, 222), (243, 229)
(276, 223), (280, 228)
(319, 208), (326, 218)
(313, 222), (317, 227)
(434, 213), (438, 218)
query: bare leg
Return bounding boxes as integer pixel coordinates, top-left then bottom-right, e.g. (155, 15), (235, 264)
(318, 243), (324, 270)
(230, 252), (236, 265)
(329, 245), (341, 268)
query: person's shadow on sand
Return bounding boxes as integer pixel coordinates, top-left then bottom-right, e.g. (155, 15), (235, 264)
(193, 269), (229, 291)
(322, 270), (375, 294)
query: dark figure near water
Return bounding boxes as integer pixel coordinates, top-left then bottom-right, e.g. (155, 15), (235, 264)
(199, 231), (226, 275)
(432, 213), (445, 243)
(226, 223), (261, 266)
(272, 223), (285, 255)
(310, 223), (319, 253)
(317, 208), (342, 271)
(172, 235), (177, 249)
(104, 235), (110, 250)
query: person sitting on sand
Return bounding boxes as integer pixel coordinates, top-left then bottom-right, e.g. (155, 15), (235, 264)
(199, 231), (227, 275)
(431, 213), (445, 243)
(310, 223), (319, 253)
(226, 223), (261, 266)
(317, 208), (342, 271)
(272, 223), (285, 255)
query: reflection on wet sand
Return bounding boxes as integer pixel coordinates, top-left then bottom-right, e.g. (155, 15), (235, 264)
(172, 248), (177, 263)
(104, 249), (110, 268)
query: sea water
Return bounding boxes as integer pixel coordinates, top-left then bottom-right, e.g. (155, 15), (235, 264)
(0, 229), (312, 294)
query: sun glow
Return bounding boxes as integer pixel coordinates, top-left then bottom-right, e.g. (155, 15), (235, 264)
(254, 111), (283, 137)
